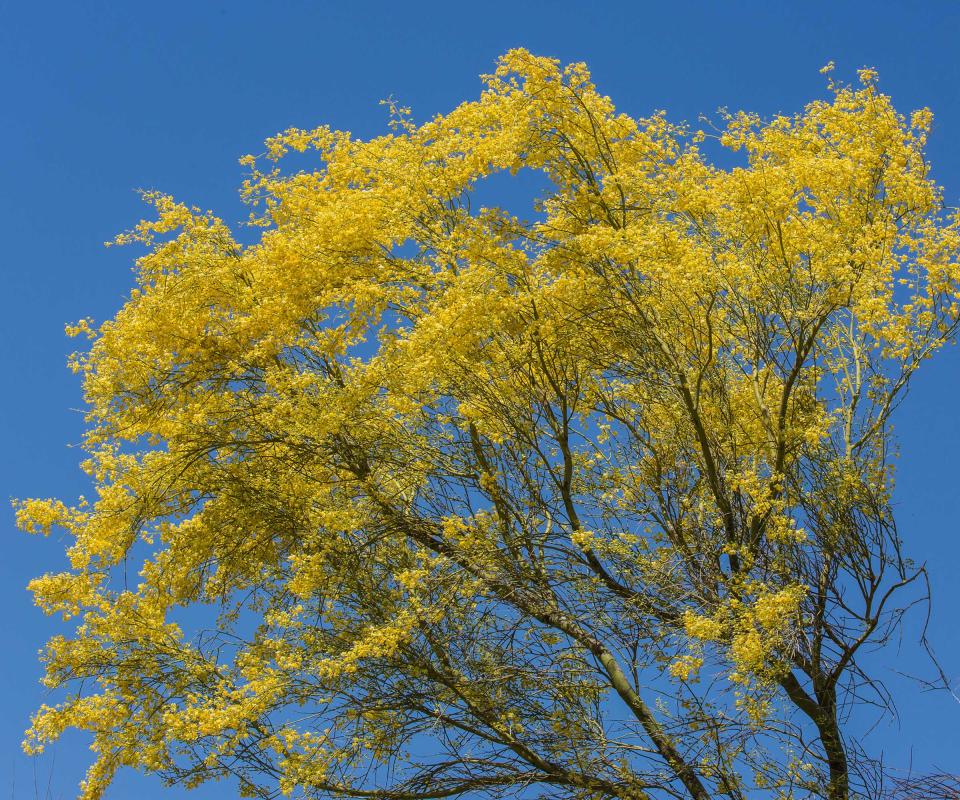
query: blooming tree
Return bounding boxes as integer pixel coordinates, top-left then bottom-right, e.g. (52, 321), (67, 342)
(17, 51), (960, 800)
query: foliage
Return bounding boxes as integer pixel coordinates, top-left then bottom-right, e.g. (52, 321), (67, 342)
(16, 51), (960, 800)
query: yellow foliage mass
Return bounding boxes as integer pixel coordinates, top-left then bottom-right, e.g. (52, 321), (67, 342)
(15, 50), (960, 800)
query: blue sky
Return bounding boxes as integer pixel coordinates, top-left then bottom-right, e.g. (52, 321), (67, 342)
(2, 1), (959, 797)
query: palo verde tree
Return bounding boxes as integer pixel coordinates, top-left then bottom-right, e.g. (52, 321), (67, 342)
(16, 51), (960, 800)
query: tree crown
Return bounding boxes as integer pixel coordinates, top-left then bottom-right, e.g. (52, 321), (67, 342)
(17, 50), (960, 800)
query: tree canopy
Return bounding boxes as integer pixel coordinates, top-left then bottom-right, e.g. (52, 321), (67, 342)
(16, 50), (960, 800)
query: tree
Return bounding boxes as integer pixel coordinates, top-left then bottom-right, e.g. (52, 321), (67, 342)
(16, 50), (960, 800)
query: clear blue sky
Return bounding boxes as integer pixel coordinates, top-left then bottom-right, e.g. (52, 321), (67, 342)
(2, 2), (959, 797)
